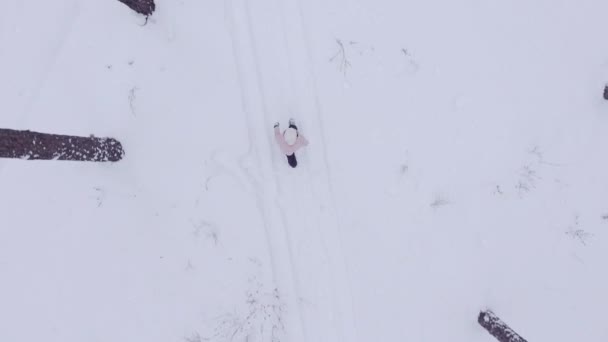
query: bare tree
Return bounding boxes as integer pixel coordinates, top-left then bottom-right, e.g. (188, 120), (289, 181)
(117, 0), (155, 16)
(0, 129), (124, 162)
(478, 310), (528, 342)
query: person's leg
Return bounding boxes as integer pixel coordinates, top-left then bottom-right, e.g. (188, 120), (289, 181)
(286, 120), (299, 168)
(286, 153), (297, 168)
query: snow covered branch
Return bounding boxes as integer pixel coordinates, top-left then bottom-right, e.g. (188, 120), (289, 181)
(478, 310), (528, 342)
(117, 0), (156, 16)
(0, 129), (124, 162)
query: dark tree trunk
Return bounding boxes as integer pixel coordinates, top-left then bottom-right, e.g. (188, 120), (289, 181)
(478, 310), (528, 342)
(117, 0), (155, 16)
(0, 129), (124, 162)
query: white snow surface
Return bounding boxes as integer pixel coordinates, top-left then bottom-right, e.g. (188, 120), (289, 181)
(2, 0), (608, 341)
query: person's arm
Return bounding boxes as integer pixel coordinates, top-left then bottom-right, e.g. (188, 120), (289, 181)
(274, 124), (292, 154)
(274, 124), (283, 142)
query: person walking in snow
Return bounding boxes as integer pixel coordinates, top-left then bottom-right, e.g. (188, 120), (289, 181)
(274, 119), (309, 168)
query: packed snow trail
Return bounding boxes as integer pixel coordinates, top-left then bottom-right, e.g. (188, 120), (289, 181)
(225, 1), (307, 341)
(226, 0), (358, 341)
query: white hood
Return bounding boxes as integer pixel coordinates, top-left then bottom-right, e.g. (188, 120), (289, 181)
(283, 128), (298, 146)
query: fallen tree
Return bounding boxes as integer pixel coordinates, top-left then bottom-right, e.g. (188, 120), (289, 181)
(117, 0), (156, 16)
(478, 310), (528, 342)
(0, 129), (124, 162)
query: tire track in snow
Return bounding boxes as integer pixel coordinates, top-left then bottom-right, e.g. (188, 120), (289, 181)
(272, 0), (360, 340)
(16, 0), (81, 123)
(224, 1), (308, 341)
(226, 0), (358, 340)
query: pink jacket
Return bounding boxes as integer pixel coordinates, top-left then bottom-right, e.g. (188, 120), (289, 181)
(274, 126), (309, 155)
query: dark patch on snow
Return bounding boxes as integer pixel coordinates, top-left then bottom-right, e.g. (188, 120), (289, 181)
(478, 310), (528, 342)
(117, 0), (155, 16)
(0, 129), (124, 162)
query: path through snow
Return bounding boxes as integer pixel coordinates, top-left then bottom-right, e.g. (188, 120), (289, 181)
(226, 0), (357, 340)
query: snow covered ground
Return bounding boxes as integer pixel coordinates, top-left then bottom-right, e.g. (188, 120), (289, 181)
(2, 0), (608, 341)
